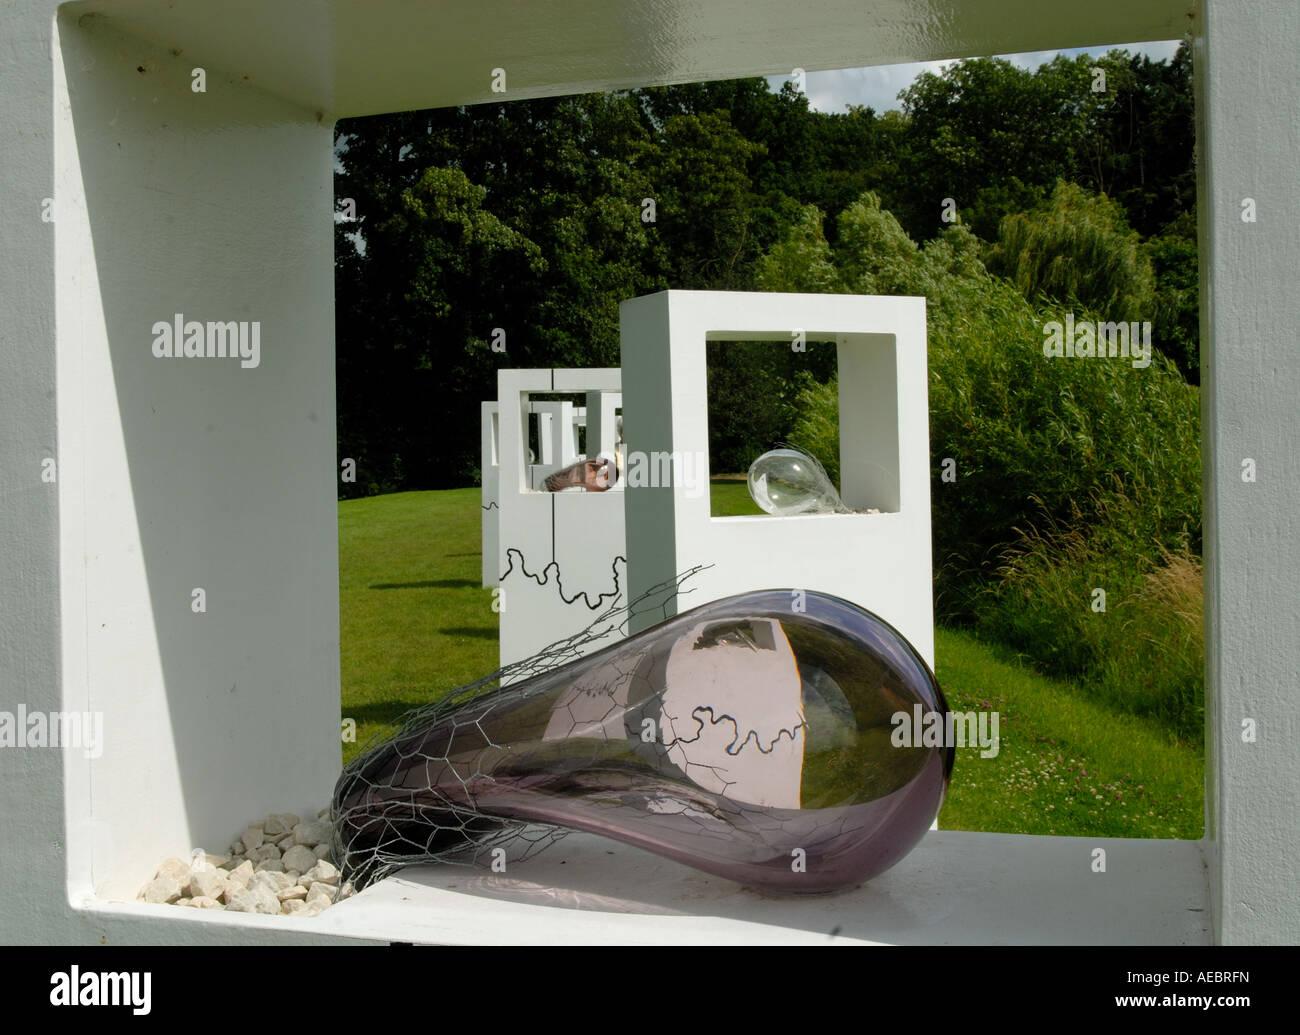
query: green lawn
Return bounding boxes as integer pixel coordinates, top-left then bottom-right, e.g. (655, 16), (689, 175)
(933, 627), (1202, 838)
(709, 477), (765, 516)
(339, 486), (1203, 839)
(338, 488), (498, 753)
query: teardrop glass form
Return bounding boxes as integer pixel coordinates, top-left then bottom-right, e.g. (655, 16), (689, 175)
(748, 448), (848, 515)
(333, 590), (953, 895)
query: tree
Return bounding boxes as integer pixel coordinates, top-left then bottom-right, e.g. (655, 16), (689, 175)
(753, 189), (1201, 621)
(1074, 43), (1196, 237)
(334, 92), (670, 491)
(896, 57), (1084, 241)
(1143, 210), (1200, 382)
(336, 164), (546, 491)
(641, 109), (768, 289)
(986, 180), (1155, 324)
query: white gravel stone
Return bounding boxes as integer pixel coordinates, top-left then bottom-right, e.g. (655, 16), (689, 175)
(227, 886), (280, 914)
(246, 871), (278, 893)
(263, 815), (288, 836)
(337, 882), (355, 901)
(249, 843), (282, 863)
(143, 876), (183, 904)
(156, 857), (191, 884)
(260, 870), (295, 892)
(281, 845), (318, 873)
(189, 869), (225, 900)
(307, 881), (337, 904)
(303, 859), (339, 886)
(141, 808), (335, 915)
(292, 820), (331, 846)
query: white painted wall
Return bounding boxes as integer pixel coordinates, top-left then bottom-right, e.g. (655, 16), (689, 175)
(0, 0), (68, 946)
(1198, 0), (1300, 946)
(51, 13), (341, 906)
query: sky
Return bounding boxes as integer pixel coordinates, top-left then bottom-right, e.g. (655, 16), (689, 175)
(763, 41), (1183, 115)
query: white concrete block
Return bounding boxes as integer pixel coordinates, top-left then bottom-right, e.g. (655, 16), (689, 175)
(620, 290), (934, 667)
(496, 370), (626, 669)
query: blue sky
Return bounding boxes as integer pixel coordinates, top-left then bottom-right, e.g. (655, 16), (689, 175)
(763, 41), (1183, 114)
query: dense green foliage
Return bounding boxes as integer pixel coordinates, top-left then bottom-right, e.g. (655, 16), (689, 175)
(768, 196), (1203, 739)
(986, 181), (1155, 324)
(335, 45), (1197, 491)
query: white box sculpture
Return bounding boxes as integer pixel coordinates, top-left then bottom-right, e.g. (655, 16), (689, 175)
(483, 385), (623, 590)
(619, 290), (934, 667)
(483, 396), (583, 588)
(496, 369), (626, 668)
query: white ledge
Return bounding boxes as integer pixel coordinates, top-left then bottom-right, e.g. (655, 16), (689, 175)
(84, 829), (1211, 945)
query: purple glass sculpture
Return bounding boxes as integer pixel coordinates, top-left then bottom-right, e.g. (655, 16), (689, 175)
(332, 590), (953, 894)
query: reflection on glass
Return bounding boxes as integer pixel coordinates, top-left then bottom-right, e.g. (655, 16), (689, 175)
(334, 590), (952, 894)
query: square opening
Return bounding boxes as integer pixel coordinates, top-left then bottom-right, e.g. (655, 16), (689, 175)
(705, 336), (837, 516)
(703, 332), (901, 520)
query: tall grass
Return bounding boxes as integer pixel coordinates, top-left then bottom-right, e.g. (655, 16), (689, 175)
(977, 498), (1204, 741)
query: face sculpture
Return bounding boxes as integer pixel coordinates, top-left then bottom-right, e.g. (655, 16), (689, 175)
(543, 457), (619, 492)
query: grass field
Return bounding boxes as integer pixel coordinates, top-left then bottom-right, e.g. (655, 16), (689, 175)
(339, 486), (1203, 839)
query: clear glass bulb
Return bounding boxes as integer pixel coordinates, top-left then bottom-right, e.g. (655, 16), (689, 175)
(332, 590), (952, 895)
(747, 448), (848, 515)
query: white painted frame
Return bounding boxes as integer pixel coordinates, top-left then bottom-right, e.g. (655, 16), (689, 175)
(621, 290), (935, 667)
(1, 0), (1292, 944)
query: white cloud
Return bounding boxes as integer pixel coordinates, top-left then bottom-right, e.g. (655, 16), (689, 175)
(765, 40), (1182, 115)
